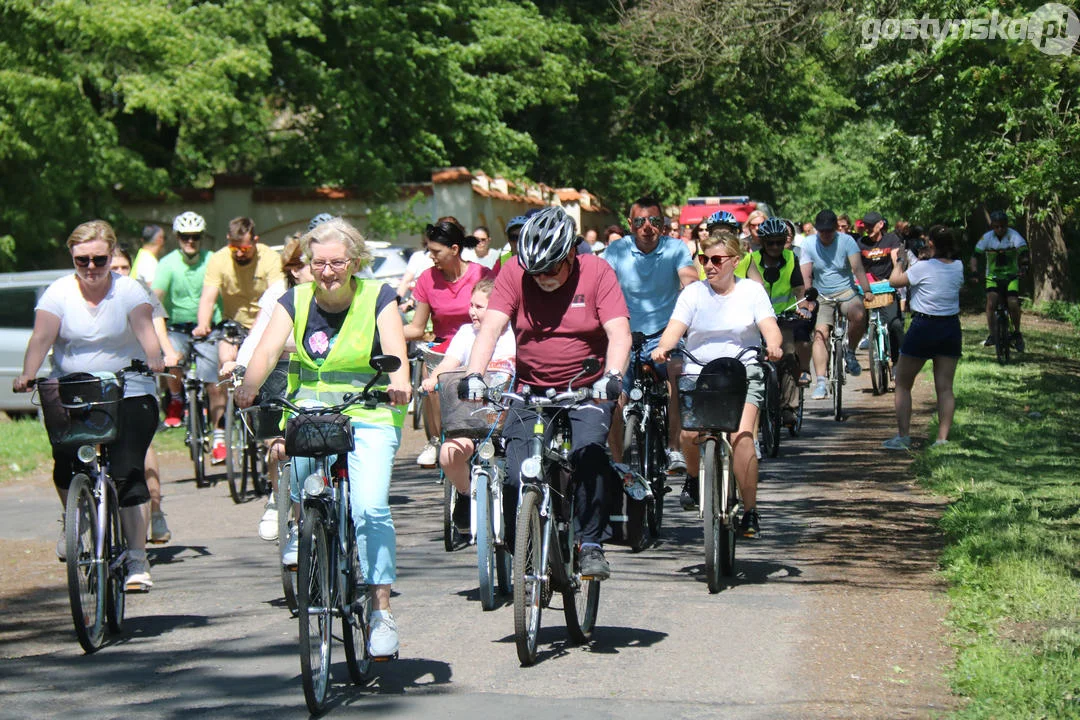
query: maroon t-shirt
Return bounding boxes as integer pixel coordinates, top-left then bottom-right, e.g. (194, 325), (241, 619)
(490, 254), (629, 390)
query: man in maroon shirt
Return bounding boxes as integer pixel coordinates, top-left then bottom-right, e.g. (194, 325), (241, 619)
(463, 207), (631, 579)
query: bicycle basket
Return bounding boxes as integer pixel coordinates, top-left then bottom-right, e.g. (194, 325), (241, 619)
(864, 293), (894, 309)
(38, 372), (124, 448)
(438, 369), (513, 439)
(284, 413), (354, 457)
(678, 358), (748, 432)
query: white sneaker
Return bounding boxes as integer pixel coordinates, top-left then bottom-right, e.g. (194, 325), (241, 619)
(149, 511), (172, 544)
(882, 435), (912, 450)
(125, 552), (153, 592)
(666, 449), (687, 474)
(416, 440), (438, 468)
(811, 378), (828, 400)
(258, 500), (278, 542)
(56, 517), (66, 562)
(281, 525), (299, 567)
(368, 611), (400, 657)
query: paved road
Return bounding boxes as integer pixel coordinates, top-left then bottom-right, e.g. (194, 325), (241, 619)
(0, 372), (954, 718)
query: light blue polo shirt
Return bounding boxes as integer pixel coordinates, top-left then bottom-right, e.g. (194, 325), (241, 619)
(799, 232), (861, 296)
(603, 235), (694, 335)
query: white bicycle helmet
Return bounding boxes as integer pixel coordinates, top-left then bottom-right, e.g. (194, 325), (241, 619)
(517, 206), (577, 275)
(172, 211), (206, 234)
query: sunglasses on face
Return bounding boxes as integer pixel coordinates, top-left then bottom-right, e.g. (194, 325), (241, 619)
(697, 253), (737, 267)
(74, 255), (110, 268)
(537, 259), (568, 278)
(178, 234), (201, 243)
(763, 239), (786, 247)
(631, 216), (664, 230)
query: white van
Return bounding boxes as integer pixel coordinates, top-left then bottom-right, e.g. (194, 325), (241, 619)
(0, 269), (68, 414)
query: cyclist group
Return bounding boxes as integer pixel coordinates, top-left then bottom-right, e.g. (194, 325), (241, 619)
(15, 200), (1025, 663)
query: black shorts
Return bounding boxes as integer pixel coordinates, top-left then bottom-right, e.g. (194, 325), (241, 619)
(899, 315), (962, 359)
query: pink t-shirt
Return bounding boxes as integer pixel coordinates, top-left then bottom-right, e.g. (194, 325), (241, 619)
(490, 254), (629, 390)
(413, 262), (494, 340)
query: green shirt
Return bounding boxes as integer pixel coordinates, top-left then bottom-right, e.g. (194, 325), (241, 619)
(152, 249), (222, 325)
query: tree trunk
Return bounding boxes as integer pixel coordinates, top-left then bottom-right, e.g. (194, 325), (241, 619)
(1024, 199), (1073, 303)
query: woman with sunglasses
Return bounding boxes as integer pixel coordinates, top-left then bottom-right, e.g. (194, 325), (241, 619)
(403, 220), (495, 467)
(14, 220), (165, 592)
(651, 229), (783, 538)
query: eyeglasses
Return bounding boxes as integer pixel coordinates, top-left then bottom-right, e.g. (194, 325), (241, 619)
(177, 234), (201, 243)
(697, 253), (737, 267)
(74, 255), (110, 268)
(310, 259), (350, 272)
(631, 216), (664, 230)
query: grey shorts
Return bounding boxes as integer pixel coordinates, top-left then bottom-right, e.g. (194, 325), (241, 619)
(168, 330), (220, 384)
(744, 363), (765, 409)
(815, 290), (862, 331)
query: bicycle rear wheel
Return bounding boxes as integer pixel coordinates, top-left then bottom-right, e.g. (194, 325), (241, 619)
(298, 506), (333, 713)
(476, 470), (497, 611)
(410, 357), (424, 431)
(66, 475), (106, 653)
(513, 488), (544, 666)
(105, 486), (126, 633)
(187, 388), (208, 488)
(225, 393), (247, 503)
(443, 475), (463, 552)
(277, 463), (298, 614)
(342, 524), (371, 684)
(563, 543), (600, 643)
(248, 436), (269, 497)
(789, 386), (805, 437)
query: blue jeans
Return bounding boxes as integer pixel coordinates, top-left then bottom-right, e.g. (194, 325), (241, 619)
(292, 422), (401, 586)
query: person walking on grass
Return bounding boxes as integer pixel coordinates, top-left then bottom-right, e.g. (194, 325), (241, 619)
(883, 225), (964, 450)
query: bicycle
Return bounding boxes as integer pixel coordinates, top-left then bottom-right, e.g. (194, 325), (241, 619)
(863, 280), (896, 395)
(438, 369), (514, 610)
(679, 348), (756, 593)
(224, 366), (271, 504)
(757, 355), (782, 459)
(621, 331), (670, 545)
(990, 274), (1019, 365)
(259, 355), (399, 713)
(33, 362), (157, 653)
(819, 292), (851, 422)
(468, 359), (603, 665)
(407, 342), (427, 431)
(168, 324), (216, 489)
(276, 458), (298, 614)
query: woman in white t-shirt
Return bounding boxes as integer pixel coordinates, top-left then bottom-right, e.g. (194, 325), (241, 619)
(884, 225), (965, 450)
(652, 230), (783, 539)
(421, 279), (515, 530)
(14, 220), (165, 592)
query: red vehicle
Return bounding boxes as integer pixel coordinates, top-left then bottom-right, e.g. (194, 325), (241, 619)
(677, 196), (776, 230)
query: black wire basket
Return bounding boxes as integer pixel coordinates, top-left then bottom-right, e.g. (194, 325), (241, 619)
(678, 369), (748, 433)
(37, 373), (124, 448)
(438, 369), (513, 439)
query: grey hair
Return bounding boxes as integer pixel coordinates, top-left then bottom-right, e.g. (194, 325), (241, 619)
(300, 217), (372, 268)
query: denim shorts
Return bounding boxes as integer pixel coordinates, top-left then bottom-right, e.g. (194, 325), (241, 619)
(899, 315), (962, 359)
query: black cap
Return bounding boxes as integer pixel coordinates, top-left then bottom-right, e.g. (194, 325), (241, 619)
(814, 209), (838, 231)
(861, 211), (884, 227)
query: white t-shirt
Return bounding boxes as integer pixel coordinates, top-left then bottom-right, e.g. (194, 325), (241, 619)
(462, 248), (500, 270)
(672, 278), (776, 372)
(36, 273), (156, 397)
(904, 259), (964, 316)
(236, 278), (297, 367)
(403, 250), (434, 289)
(444, 322), (516, 376)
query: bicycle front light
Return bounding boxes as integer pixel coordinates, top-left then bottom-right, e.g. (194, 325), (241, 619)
(76, 445), (97, 464)
(521, 456), (542, 479)
(478, 440), (496, 461)
(303, 473), (329, 498)
(629, 387), (643, 401)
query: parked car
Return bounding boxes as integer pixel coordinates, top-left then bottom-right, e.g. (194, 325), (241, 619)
(677, 195), (776, 229)
(0, 269), (68, 414)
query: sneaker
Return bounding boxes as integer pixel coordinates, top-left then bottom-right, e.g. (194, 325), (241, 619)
(163, 397), (184, 428)
(281, 525), (299, 567)
(451, 492), (470, 533)
(125, 553), (153, 592)
(416, 440), (438, 468)
(578, 545), (611, 580)
(754, 440), (762, 460)
(211, 436), (227, 465)
(56, 517), (66, 562)
(845, 350), (862, 376)
(982, 335), (995, 347)
(149, 511), (172, 544)
(368, 612), (400, 658)
(811, 377), (828, 400)
(666, 448), (687, 474)
(680, 476), (699, 511)
(740, 508), (760, 538)
(857, 336), (869, 350)
(931, 439), (950, 447)
(1012, 332), (1025, 352)
(882, 435), (912, 450)
(797, 371), (812, 388)
(257, 500), (278, 542)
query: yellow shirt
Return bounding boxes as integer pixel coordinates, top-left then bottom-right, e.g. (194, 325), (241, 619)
(203, 243), (284, 328)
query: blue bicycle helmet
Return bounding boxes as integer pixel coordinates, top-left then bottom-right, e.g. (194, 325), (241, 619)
(308, 213), (335, 232)
(505, 215), (530, 235)
(706, 210), (740, 233)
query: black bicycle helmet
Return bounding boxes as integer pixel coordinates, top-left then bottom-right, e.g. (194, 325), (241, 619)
(758, 217), (788, 239)
(517, 206), (577, 275)
(989, 210), (1008, 223)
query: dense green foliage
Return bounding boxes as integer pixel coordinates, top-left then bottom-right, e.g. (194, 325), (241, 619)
(0, 0), (1076, 298)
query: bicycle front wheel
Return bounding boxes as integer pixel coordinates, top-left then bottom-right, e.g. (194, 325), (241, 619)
(298, 506), (333, 713)
(622, 414), (651, 552)
(762, 368), (781, 458)
(277, 463), (298, 614)
(187, 388), (208, 488)
(831, 340), (845, 421)
(105, 486), (126, 633)
(475, 471), (498, 611)
(66, 475), (106, 653)
(647, 408), (668, 538)
(789, 386), (805, 437)
(225, 393), (246, 503)
(701, 438), (724, 594)
(995, 310), (1011, 364)
(513, 488), (544, 666)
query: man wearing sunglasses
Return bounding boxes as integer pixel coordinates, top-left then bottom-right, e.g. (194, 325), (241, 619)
(194, 217), (284, 462)
(800, 209), (874, 400)
(603, 196), (699, 475)
(153, 211), (222, 429)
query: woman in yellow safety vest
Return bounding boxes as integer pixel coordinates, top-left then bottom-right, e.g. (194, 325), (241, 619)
(237, 217), (411, 658)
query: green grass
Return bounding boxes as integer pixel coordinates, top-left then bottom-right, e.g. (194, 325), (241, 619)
(0, 415), (191, 484)
(909, 311), (1080, 718)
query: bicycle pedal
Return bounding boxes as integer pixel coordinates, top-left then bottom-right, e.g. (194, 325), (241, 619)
(371, 652), (398, 662)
